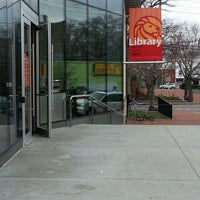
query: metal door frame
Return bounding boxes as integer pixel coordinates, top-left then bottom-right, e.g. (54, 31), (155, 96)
(35, 20), (52, 137)
(21, 2), (39, 145)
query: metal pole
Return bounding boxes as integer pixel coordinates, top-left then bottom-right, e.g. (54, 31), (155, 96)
(123, 5), (127, 125)
(91, 99), (94, 124)
(69, 99), (72, 127)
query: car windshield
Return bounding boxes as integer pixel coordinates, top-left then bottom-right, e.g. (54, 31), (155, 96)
(91, 92), (105, 100)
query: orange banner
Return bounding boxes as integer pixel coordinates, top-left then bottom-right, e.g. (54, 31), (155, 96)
(129, 8), (162, 61)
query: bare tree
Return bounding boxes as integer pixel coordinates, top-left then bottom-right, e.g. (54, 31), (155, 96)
(140, 0), (172, 7)
(164, 21), (200, 102)
(132, 0), (172, 8)
(138, 64), (158, 109)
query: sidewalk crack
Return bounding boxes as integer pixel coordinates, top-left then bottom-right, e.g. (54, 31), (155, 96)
(165, 126), (200, 179)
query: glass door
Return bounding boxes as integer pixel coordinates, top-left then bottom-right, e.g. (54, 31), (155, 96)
(36, 22), (52, 137)
(22, 18), (32, 144)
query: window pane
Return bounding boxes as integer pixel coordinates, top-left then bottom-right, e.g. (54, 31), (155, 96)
(7, 0), (19, 6)
(0, 1), (21, 154)
(40, 0), (65, 123)
(40, 0), (64, 23)
(107, 14), (122, 61)
(75, 0), (87, 3)
(107, 0), (122, 14)
(23, 0), (38, 13)
(66, 0), (87, 117)
(88, 7), (106, 92)
(107, 13), (123, 92)
(66, 0), (87, 60)
(0, 0), (8, 153)
(88, 8), (106, 61)
(52, 21), (65, 91)
(88, 0), (106, 9)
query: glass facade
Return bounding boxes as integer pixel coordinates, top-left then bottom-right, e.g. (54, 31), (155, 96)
(66, 0), (123, 117)
(66, 0), (88, 96)
(0, 0), (123, 166)
(88, 0), (106, 9)
(22, 0), (38, 13)
(0, 0), (22, 163)
(39, 0), (123, 118)
(107, 0), (122, 14)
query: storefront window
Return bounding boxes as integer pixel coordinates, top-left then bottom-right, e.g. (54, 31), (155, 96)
(88, 0), (106, 9)
(7, 0), (19, 6)
(88, 7), (106, 92)
(0, 0), (8, 153)
(107, 0), (122, 14)
(40, 0), (66, 122)
(107, 13), (123, 62)
(75, 0), (87, 3)
(66, 0), (87, 61)
(88, 8), (106, 61)
(40, 0), (64, 23)
(65, 0), (88, 117)
(23, 0), (38, 13)
(40, 0), (123, 118)
(0, 1), (21, 155)
(107, 13), (123, 94)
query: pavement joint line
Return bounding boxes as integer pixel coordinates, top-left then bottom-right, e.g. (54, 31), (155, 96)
(0, 177), (200, 182)
(164, 126), (200, 180)
(0, 149), (22, 170)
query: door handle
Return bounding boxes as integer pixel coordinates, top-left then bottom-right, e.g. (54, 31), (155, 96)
(19, 96), (26, 103)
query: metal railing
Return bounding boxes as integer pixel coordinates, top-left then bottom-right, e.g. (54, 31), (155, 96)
(69, 94), (124, 127)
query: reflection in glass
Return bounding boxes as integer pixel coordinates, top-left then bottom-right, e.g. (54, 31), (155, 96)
(107, 13), (123, 92)
(23, 0), (38, 13)
(88, 7), (106, 92)
(66, 1), (87, 61)
(66, 2), (87, 61)
(40, 0), (64, 23)
(107, 0), (122, 14)
(38, 0), (123, 118)
(0, 0), (8, 153)
(107, 14), (123, 62)
(40, 0), (66, 123)
(24, 23), (31, 136)
(0, 1), (21, 154)
(88, 8), (106, 61)
(88, 0), (106, 9)
(38, 22), (48, 128)
(52, 21), (65, 91)
(66, 1), (87, 117)
(40, 0), (65, 87)
(75, 0), (87, 3)
(7, 0), (18, 6)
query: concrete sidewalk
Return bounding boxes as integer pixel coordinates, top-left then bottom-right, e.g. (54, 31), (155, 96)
(0, 125), (200, 199)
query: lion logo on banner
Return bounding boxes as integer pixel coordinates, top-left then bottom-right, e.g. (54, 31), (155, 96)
(134, 16), (161, 40)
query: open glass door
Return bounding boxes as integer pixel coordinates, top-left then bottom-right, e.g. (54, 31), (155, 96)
(21, 1), (39, 144)
(36, 22), (52, 137)
(22, 18), (32, 144)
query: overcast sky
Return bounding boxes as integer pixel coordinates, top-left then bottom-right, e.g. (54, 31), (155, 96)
(162, 0), (200, 24)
